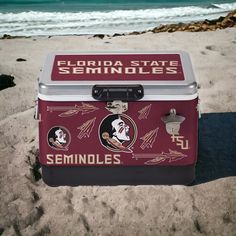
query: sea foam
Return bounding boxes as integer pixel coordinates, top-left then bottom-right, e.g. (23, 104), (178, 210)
(0, 2), (235, 36)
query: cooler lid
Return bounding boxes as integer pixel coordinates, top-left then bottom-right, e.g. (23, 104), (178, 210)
(38, 51), (198, 101)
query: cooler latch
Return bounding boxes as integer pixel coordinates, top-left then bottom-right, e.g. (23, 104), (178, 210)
(92, 84), (144, 101)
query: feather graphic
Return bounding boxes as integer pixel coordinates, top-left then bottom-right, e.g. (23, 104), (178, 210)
(102, 132), (133, 153)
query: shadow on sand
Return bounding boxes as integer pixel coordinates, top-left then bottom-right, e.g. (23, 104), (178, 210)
(195, 112), (236, 184)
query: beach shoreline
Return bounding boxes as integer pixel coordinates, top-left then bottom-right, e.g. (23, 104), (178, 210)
(1, 10), (236, 39)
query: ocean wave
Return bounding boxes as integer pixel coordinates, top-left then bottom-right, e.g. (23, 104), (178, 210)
(0, 2), (235, 36)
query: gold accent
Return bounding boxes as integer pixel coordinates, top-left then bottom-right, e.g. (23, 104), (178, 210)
(140, 128), (159, 150)
(77, 117), (96, 139)
(47, 103), (99, 117)
(106, 100), (128, 114)
(171, 135), (189, 150)
(138, 104), (152, 120)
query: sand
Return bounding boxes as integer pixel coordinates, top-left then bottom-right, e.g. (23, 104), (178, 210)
(0, 29), (236, 235)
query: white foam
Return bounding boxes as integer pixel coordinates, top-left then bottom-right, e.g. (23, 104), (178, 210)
(0, 2), (235, 36)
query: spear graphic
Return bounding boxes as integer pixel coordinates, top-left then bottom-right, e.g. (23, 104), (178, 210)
(144, 149), (187, 165)
(77, 117), (96, 139)
(47, 102), (99, 117)
(145, 153), (167, 165)
(140, 127), (159, 150)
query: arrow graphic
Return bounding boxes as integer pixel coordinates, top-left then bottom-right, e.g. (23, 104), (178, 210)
(138, 104), (152, 120)
(145, 149), (187, 165)
(140, 127), (159, 150)
(47, 102), (99, 117)
(77, 117), (96, 139)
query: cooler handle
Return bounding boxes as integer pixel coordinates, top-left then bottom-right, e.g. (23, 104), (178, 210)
(92, 84), (144, 101)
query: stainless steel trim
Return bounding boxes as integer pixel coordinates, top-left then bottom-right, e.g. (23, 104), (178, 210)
(39, 83), (198, 96)
(38, 92), (198, 101)
(39, 51), (198, 96)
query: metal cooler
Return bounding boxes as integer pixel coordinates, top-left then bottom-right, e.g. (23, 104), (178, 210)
(35, 51), (199, 186)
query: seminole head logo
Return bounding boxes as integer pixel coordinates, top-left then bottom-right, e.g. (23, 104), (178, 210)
(99, 114), (137, 153)
(47, 126), (71, 150)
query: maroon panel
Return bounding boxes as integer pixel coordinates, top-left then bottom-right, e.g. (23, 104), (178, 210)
(39, 99), (198, 166)
(51, 54), (184, 81)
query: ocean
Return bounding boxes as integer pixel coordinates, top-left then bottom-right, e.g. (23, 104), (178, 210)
(0, 0), (235, 36)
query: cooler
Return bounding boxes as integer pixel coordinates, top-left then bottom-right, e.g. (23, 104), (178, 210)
(35, 51), (199, 186)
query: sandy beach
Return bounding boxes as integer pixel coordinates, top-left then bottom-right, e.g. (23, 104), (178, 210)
(0, 28), (236, 235)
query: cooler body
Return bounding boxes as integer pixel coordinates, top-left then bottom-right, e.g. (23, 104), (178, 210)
(36, 52), (199, 186)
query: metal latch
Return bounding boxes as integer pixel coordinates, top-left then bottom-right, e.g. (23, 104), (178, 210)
(106, 100), (128, 114)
